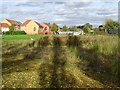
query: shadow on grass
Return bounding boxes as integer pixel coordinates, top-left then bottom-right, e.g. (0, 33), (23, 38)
(2, 42), (25, 57)
(50, 37), (66, 88)
(2, 36), (50, 75)
(39, 36), (77, 88)
(67, 36), (119, 87)
(2, 47), (43, 75)
(2, 59), (33, 74)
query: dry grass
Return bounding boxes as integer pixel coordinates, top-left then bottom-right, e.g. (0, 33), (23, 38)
(2, 35), (119, 88)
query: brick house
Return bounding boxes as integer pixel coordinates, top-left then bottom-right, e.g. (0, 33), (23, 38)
(38, 22), (52, 34)
(0, 23), (10, 33)
(1, 19), (21, 31)
(21, 20), (41, 34)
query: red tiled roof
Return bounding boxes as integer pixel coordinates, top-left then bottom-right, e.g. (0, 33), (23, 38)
(6, 19), (19, 25)
(21, 20), (31, 26)
(0, 23), (10, 28)
(40, 22), (48, 28)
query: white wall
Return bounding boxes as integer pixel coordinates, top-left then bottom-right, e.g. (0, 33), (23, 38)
(1, 27), (9, 32)
(58, 31), (73, 34)
(58, 31), (83, 35)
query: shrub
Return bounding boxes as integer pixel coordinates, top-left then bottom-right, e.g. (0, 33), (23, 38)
(4, 31), (11, 35)
(4, 31), (26, 35)
(14, 31), (26, 35)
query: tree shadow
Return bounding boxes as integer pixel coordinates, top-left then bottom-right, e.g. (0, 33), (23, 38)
(2, 36), (50, 75)
(50, 37), (66, 88)
(2, 40), (38, 59)
(2, 46), (43, 75)
(2, 59), (33, 75)
(2, 42), (25, 57)
(50, 36), (77, 88)
(38, 36), (78, 88)
(2, 41), (37, 75)
(66, 36), (119, 87)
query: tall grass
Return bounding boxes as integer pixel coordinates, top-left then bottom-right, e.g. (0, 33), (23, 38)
(2, 35), (119, 87)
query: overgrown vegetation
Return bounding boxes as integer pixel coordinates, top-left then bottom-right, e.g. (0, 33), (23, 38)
(62, 25), (68, 31)
(105, 19), (119, 31)
(2, 35), (119, 88)
(59, 19), (119, 35)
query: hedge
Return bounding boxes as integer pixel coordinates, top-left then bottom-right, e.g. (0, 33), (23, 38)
(4, 31), (11, 35)
(4, 31), (26, 35)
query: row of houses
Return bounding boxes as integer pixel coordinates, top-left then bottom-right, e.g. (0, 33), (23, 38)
(0, 19), (60, 34)
(0, 19), (21, 32)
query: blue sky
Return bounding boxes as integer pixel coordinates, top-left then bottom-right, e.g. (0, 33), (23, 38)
(0, 0), (119, 27)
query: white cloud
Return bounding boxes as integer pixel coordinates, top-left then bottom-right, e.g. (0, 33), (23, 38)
(0, 0), (118, 27)
(54, 18), (65, 21)
(14, 0), (119, 2)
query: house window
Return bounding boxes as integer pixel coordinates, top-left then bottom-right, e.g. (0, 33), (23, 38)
(34, 27), (36, 31)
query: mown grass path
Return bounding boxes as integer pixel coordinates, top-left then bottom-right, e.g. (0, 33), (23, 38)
(2, 36), (119, 88)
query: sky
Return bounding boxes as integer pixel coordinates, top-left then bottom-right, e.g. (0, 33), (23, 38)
(0, 0), (119, 27)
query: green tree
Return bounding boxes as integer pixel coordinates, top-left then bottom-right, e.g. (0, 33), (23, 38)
(105, 19), (119, 31)
(69, 26), (78, 31)
(99, 25), (104, 31)
(83, 23), (92, 33)
(9, 24), (14, 35)
(51, 23), (59, 32)
(62, 25), (68, 31)
(86, 23), (92, 29)
(83, 25), (89, 33)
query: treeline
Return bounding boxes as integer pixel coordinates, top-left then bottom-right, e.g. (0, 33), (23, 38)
(51, 19), (119, 35)
(4, 19), (119, 35)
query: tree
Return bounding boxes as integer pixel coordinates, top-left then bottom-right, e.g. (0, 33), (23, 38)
(99, 25), (104, 30)
(77, 25), (84, 29)
(62, 25), (68, 31)
(83, 25), (89, 33)
(105, 19), (119, 31)
(98, 25), (106, 32)
(51, 23), (59, 32)
(9, 24), (14, 35)
(85, 23), (92, 30)
(83, 23), (92, 33)
(69, 26), (78, 31)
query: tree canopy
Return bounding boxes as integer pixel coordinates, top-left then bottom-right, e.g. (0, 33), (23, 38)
(9, 24), (14, 35)
(105, 19), (119, 31)
(83, 23), (92, 33)
(62, 25), (68, 31)
(69, 26), (78, 31)
(51, 23), (59, 32)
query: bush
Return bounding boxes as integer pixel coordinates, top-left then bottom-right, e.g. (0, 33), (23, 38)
(14, 31), (26, 35)
(94, 30), (107, 35)
(4, 31), (26, 35)
(4, 31), (11, 35)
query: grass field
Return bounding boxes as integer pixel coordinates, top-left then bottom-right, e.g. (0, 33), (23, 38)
(2, 35), (120, 88)
(2, 35), (55, 41)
